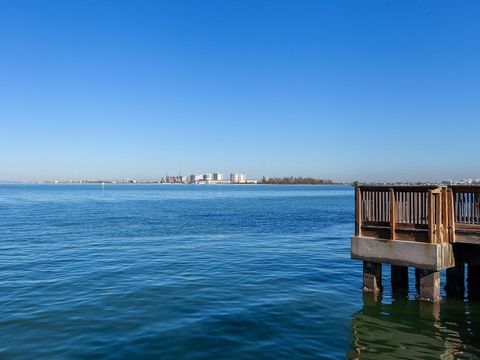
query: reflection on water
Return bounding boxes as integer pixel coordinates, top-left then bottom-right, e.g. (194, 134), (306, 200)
(348, 294), (480, 359)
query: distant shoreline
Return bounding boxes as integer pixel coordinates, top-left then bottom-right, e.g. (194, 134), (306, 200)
(0, 182), (350, 186)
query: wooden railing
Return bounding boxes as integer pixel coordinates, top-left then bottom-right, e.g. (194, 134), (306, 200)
(452, 187), (480, 225)
(355, 185), (480, 245)
(449, 186), (480, 244)
(355, 186), (453, 243)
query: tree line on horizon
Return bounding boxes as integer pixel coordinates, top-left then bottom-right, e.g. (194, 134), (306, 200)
(260, 176), (337, 185)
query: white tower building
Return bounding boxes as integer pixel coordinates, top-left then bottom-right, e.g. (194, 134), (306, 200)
(230, 173), (246, 183)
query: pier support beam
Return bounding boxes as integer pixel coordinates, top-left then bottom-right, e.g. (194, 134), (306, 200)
(351, 237), (454, 270)
(445, 262), (465, 298)
(417, 269), (441, 302)
(467, 264), (480, 300)
(363, 261), (382, 293)
(391, 265), (409, 293)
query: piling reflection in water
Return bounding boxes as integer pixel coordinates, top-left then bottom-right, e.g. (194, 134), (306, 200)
(348, 294), (480, 359)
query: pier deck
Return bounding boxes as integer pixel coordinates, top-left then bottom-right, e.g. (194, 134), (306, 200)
(351, 185), (480, 301)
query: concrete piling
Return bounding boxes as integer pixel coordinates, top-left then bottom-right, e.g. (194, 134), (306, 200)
(417, 269), (441, 302)
(359, 261), (480, 302)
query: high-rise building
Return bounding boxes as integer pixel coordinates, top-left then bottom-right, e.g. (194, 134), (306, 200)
(203, 173), (213, 182)
(230, 173), (246, 183)
(189, 174), (204, 183)
(213, 173), (223, 181)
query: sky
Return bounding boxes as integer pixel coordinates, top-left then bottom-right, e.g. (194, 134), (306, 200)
(1, 0), (479, 182)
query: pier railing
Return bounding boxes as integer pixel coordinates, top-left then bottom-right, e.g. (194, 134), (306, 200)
(450, 186), (480, 243)
(355, 186), (464, 244)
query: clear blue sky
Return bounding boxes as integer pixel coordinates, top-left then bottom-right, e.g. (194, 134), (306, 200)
(1, 1), (479, 182)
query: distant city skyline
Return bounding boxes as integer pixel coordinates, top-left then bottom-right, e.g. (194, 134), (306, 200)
(1, 1), (479, 182)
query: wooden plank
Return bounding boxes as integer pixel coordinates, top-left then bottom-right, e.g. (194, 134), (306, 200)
(421, 192), (425, 224)
(372, 191), (375, 222)
(368, 191), (374, 221)
(377, 191), (380, 222)
(390, 188), (395, 240)
(362, 221), (391, 227)
(445, 189), (451, 242)
(442, 189), (447, 242)
(406, 191), (410, 224)
(449, 185), (480, 192)
(473, 192), (476, 224)
(449, 188), (456, 242)
(453, 234), (480, 245)
(384, 191), (388, 222)
(428, 191), (434, 243)
(394, 223), (429, 230)
(395, 191), (402, 222)
(379, 191), (383, 222)
(401, 192), (404, 223)
(412, 191), (415, 224)
(465, 193), (472, 225)
(364, 191), (367, 222)
(383, 191), (387, 222)
(456, 191), (460, 223)
(355, 188), (362, 236)
(455, 223), (480, 230)
(358, 185), (440, 191)
(436, 192), (442, 243)
(410, 191), (413, 224)
(474, 193), (480, 225)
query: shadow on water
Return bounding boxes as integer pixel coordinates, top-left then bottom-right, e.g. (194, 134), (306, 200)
(347, 293), (480, 359)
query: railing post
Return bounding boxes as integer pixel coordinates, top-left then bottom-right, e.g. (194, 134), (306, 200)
(428, 190), (434, 243)
(449, 188), (456, 242)
(436, 190), (442, 243)
(442, 188), (448, 242)
(355, 187), (362, 237)
(390, 188), (395, 240)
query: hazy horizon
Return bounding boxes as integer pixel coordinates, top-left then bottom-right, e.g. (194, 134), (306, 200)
(1, 1), (479, 182)
(1, 174), (477, 184)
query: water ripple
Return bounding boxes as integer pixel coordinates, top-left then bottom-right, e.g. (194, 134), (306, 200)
(0, 185), (478, 359)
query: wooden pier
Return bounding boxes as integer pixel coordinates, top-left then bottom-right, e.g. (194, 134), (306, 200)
(352, 185), (480, 302)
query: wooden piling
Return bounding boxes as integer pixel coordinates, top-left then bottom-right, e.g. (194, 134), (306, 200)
(363, 261), (382, 293)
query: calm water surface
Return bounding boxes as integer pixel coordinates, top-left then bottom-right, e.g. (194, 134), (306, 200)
(0, 184), (479, 359)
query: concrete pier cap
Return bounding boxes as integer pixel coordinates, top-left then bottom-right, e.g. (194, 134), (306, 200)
(351, 237), (454, 271)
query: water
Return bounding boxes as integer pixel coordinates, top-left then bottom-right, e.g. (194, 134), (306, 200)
(0, 184), (479, 359)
